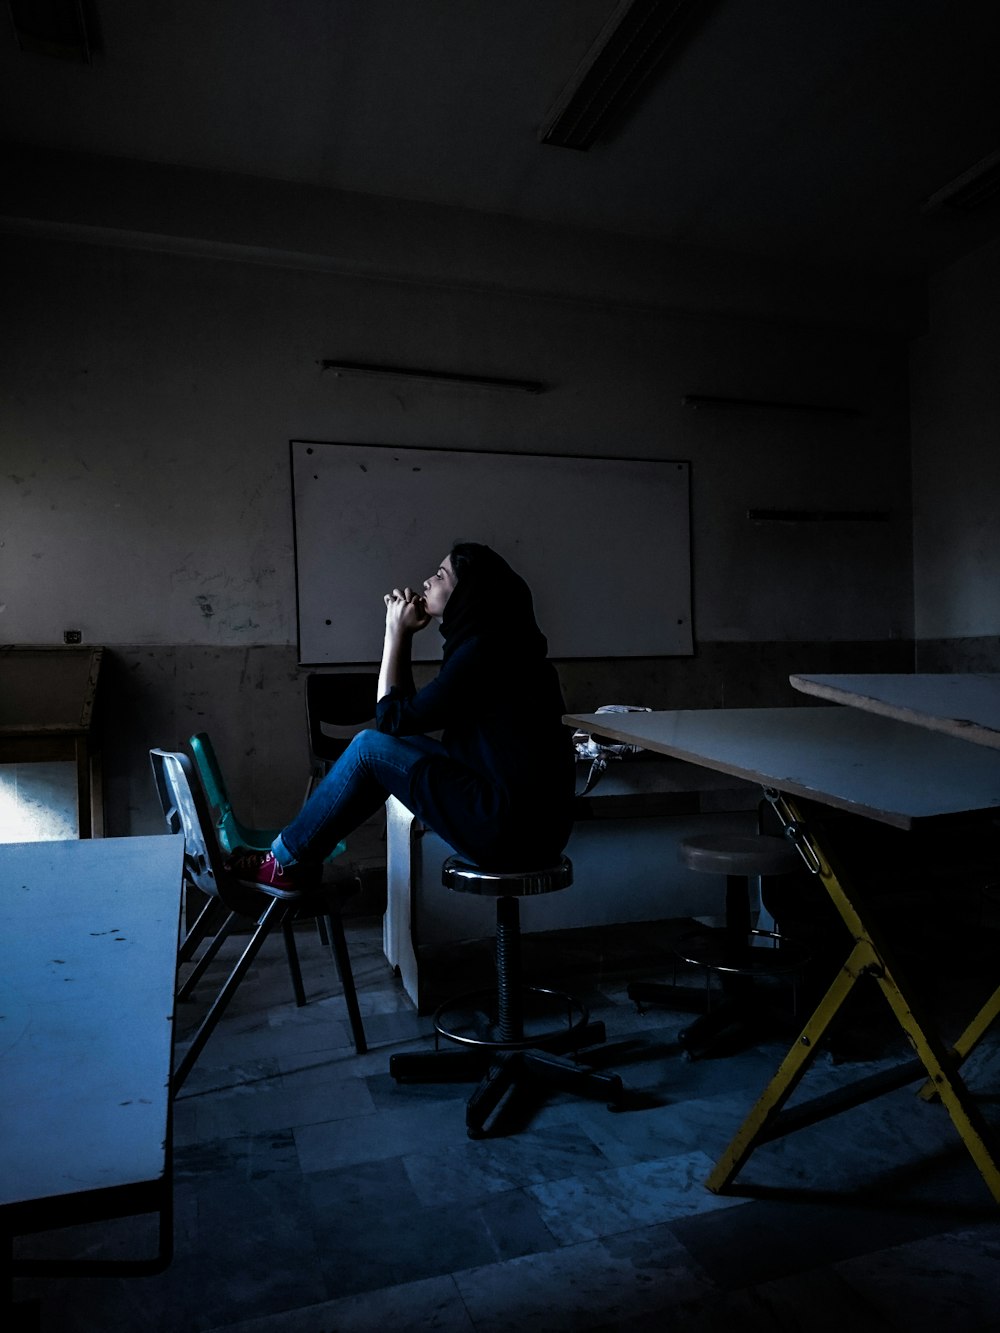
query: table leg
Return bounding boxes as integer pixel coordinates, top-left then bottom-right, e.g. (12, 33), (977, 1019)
(706, 795), (1000, 1204)
(917, 982), (1000, 1102)
(74, 737), (92, 839)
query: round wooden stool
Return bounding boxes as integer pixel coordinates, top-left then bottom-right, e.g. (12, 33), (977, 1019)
(631, 832), (810, 1058)
(389, 855), (624, 1136)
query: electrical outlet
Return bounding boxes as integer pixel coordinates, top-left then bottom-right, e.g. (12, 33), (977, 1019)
(63, 630), (82, 644)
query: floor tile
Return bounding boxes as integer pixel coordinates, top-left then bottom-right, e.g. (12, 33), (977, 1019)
(203, 1274), (474, 1333)
(293, 1096), (469, 1173)
(307, 1175), (530, 1297)
(13, 911), (1000, 1333)
(402, 1122), (613, 1207)
(527, 1150), (749, 1244)
(452, 1223), (717, 1332)
(834, 1222), (1000, 1331)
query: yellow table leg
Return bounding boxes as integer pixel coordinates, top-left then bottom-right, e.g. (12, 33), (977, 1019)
(918, 983), (1000, 1103)
(706, 940), (870, 1193)
(707, 795), (1000, 1205)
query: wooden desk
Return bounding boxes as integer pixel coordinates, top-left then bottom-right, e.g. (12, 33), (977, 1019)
(1, 834), (183, 1293)
(0, 647), (105, 837)
(790, 672), (1000, 749)
(566, 707), (1000, 1203)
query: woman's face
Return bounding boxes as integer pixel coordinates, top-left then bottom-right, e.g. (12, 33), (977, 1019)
(422, 554), (457, 617)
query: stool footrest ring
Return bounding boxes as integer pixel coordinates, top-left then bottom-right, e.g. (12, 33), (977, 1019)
(674, 928), (811, 979)
(433, 985), (591, 1052)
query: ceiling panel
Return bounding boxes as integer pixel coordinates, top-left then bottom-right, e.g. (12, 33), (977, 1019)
(2, 0), (999, 273)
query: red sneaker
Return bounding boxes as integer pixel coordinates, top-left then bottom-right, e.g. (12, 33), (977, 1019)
(226, 849), (321, 897)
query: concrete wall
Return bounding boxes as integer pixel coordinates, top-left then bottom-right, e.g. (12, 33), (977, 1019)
(2, 164), (918, 835)
(910, 232), (1000, 666)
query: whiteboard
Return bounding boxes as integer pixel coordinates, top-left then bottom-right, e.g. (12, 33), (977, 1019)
(291, 441), (692, 663)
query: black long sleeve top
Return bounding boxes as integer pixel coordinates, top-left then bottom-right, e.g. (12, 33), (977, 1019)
(375, 634), (575, 865)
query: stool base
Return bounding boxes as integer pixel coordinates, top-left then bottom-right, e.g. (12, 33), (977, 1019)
(390, 1023), (622, 1137)
(630, 927), (811, 1060)
(391, 866), (625, 1135)
(465, 1048), (624, 1138)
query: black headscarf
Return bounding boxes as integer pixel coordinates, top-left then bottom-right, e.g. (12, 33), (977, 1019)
(440, 543), (548, 663)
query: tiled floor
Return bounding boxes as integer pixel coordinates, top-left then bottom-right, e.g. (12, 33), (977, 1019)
(13, 883), (1000, 1332)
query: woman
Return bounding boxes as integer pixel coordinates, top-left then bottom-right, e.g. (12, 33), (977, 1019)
(230, 543), (575, 893)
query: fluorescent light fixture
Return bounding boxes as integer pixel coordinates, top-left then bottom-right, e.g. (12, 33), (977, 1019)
(539, 0), (706, 150)
(320, 361), (546, 394)
(921, 148), (1000, 213)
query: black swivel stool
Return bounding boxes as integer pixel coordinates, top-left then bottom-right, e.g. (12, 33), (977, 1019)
(629, 832), (808, 1058)
(389, 855), (624, 1137)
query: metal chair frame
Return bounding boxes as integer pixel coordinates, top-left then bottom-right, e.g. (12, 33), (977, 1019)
(187, 730), (349, 947)
(150, 748), (366, 1093)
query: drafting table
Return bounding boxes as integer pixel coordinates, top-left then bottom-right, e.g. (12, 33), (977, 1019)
(565, 706), (1000, 1203)
(2, 834), (184, 1308)
(0, 647), (105, 837)
(790, 672), (1000, 750)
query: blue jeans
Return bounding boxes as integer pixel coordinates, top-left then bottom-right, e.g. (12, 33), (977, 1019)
(274, 730), (445, 866)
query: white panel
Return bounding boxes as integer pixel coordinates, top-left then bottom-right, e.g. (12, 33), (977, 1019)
(292, 441), (692, 662)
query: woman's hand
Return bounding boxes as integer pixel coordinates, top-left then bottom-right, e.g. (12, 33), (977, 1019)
(384, 586), (430, 637)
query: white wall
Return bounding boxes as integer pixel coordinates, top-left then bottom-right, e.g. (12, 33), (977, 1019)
(911, 233), (1000, 641)
(3, 231), (913, 650)
(1, 172), (919, 834)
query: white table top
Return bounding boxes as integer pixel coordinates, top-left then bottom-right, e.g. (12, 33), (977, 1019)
(0, 834), (183, 1223)
(564, 707), (1000, 829)
(790, 673), (1000, 749)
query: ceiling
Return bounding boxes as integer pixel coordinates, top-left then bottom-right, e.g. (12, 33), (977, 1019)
(3, 0), (1000, 277)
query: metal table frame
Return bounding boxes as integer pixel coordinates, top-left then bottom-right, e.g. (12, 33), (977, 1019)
(566, 706), (1000, 1203)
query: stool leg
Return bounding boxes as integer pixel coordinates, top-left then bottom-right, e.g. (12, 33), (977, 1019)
(724, 873), (752, 951)
(466, 1051), (523, 1138)
(495, 896), (523, 1043)
(522, 1050), (625, 1107)
(677, 874), (754, 1058)
(390, 873), (624, 1128)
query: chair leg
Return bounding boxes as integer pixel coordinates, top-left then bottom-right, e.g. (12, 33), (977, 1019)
(323, 910), (368, 1055)
(178, 891), (228, 965)
(282, 918), (307, 1007)
(172, 898), (287, 1093)
(177, 909), (240, 1002)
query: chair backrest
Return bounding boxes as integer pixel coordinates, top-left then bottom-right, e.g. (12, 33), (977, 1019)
(306, 672), (379, 766)
(187, 731), (281, 854)
(150, 747), (261, 916)
(187, 731), (234, 839)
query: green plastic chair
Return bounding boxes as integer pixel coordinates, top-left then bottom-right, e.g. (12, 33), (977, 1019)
(152, 747), (366, 1089)
(188, 732), (347, 862)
